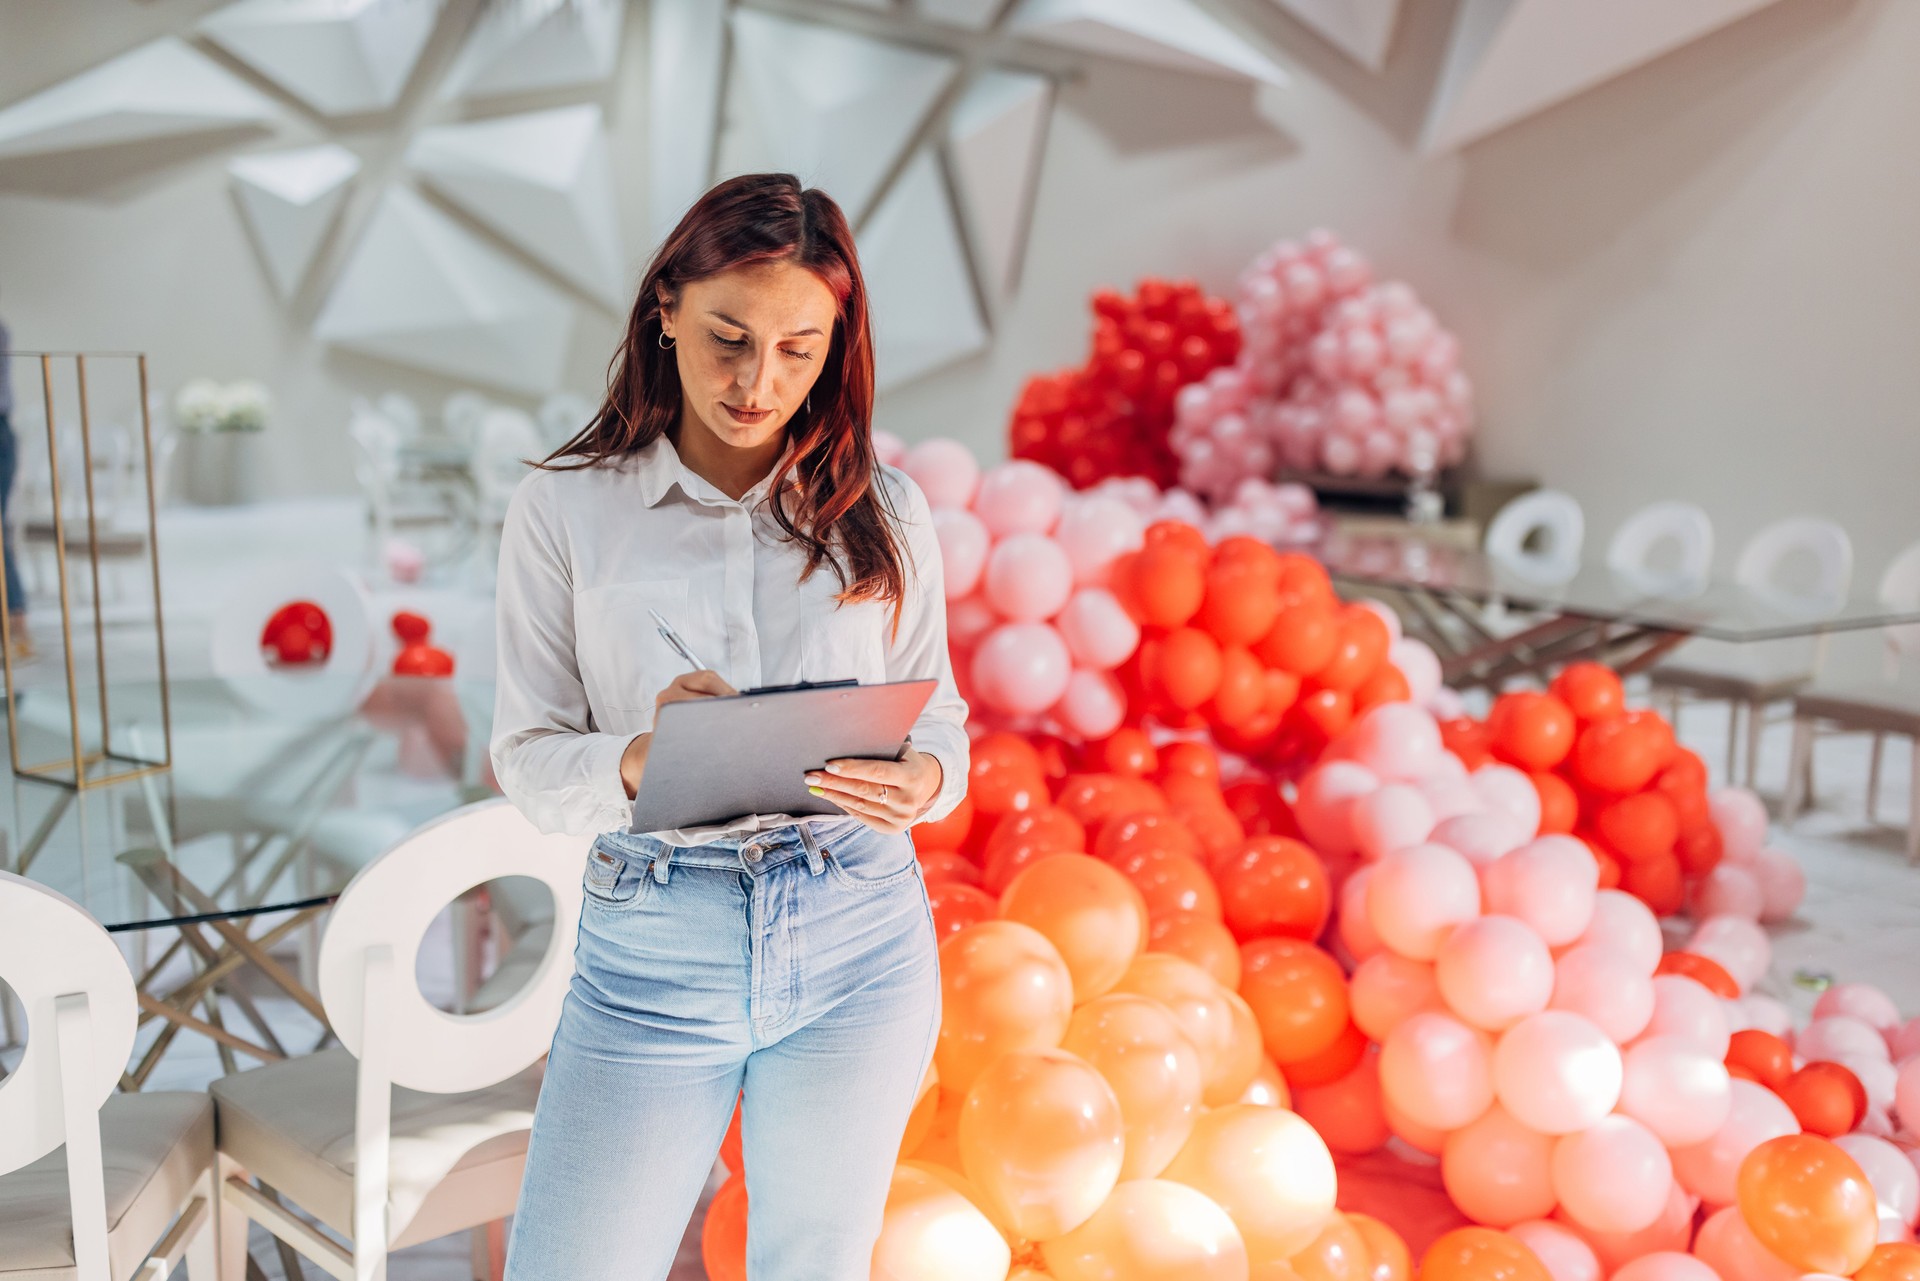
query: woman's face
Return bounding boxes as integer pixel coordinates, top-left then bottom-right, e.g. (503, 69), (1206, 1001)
(658, 260), (838, 452)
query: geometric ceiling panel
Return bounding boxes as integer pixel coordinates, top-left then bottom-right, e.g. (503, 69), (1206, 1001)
(1008, 0), (1290, 86)
(198, 0), (445, 118)
(1422, 0), (1785, 153)
(858, 150), (989, 392)
(228, 142), (361, 298)
(315, 185), (575, 395)
(648, 0), (728, 244)
(1266, 0), (1402, 71)
(728, 9), (961, 223)
(946, 69), (1052, 301)
(916, 0), (1007, 30)
(405, 104), (626, 310)
(0, 37), (279, 160)
(439, 0), (626, 102)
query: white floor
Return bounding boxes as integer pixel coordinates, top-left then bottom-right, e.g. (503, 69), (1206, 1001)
(7, 499), (1919, 1279)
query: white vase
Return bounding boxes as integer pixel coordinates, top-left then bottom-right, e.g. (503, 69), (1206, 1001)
(178, 430), (263, 505)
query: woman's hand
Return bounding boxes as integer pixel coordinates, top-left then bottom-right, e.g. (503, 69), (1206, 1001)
(619, 670), (738, 799)
(805, 748), (944, 835)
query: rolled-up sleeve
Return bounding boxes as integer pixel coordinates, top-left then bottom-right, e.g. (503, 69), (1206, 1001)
(490, 475), (635, 837)
(880, 467), (970, 826)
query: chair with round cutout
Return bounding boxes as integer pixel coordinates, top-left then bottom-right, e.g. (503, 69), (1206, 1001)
(1483, 488), (1585, 586)
(1606, 500), (1713, 598)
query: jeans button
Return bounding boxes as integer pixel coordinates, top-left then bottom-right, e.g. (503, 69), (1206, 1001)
(744, 845), (762, 863)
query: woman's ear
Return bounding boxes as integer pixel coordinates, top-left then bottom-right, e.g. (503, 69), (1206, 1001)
(655, 283), (680, 336)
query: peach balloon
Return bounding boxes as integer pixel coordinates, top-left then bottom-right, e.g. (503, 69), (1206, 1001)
(1493, 1012), (1622, 1135)
(1382, 1090), (1449, 1156)
(1435, 915), (1555, 1032)
(1549, 944), (1655, 1044)
(1287, 1212), (1371, 1281)
(1348, 1212), (1412, 1281)
(1239, 1055), (1293, 1110)
(909, 1086), (967, 1173)
(1350, 952), (1442, 1043)
(1151, 911), (1244, 989)
(1737, 1133), (1879, 1275)
(1640, 975), (1731, 1059)
(1572, 1179), (1698, 1273)
(1815, 983), (1902, 1035)
(1292, 1049), (1389, 1156)
(1507, 1219), (1601, 1281)
(1294, 760), (1379, 857)
(1062, 994), (1205, 1180)
(1162, 1105), (1339, 1262)
(1481, 836), (1599, 946)
(1690, 1205), (1800, 1281)
(1619, 1035), (1734, 1147)
(900, 1060), (942, 1157)
(1212, 990), (1271, 1107)
(958, 1048), (1125, 1241)
(1113, 953), (1241, 1099)
(1338, 865), (1385, 962)
(1366, 843), (1481, 961)
(1574, 889), (1662, 975)
(937, 921), (1076, 1095)
(873, 1162), (1013, 1281)
(1442, 1104), (1558, 1226)
(1550, 1115), (1672, 1234)
(999, 853), (1149, 1004)
(1040, 1179), (1251, 1281)
(1609, 1253), (1721, 1281)
(1380, 1011), (1494, 1131)
(1670, 1078), (1800, 1207)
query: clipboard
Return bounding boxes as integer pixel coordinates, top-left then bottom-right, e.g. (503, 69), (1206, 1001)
(628, 678), (937, 834)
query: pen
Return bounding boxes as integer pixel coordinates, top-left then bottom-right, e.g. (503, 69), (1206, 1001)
(647, 607), (709, 673)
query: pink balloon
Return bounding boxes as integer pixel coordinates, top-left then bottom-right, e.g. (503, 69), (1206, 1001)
(1551, 1115), (1672, 1234)
(1433, 812), (1531, 867)
(1815, 983), (1902, 1036)
(1390, 637), (1442, 705)
(1442, 1104), (1557, 1226)
(1619, 1035), (1733, 1146)
(871, 429), (906, 467)
(969, 622), (1070, 716)
(1379, 1011), (1495, 1131)
(1052, 495), (1144, 585)
(1508, 1220), (1603, 1281)
(1685, 916), (1770, 992)
(1471, 764), (1543, 835)
(1550, 944), (1655, 1044)
(1572, 1179), (1699, 1273)
(1337, 866), (1385, 963)
(1055, 588), (1139, 671)
(1294, 760), (1379, 857)
(1893, 1017), (1920, 1062)
(1838, 1133), (1920, 1228)
(1436, 915), (1555, 1032)
(1575, 890), (1663, 975)
(1898, 1059), (1920, 1134)
(1707, 787), (1768, 863)
(902, 438), (980, 510)
(1333, 702), (1444, 783)
(1054, 668), (1125, 739)
(1691, 1205), (1800, 1281)
(1798, 1015), (1891, 1066)
(1611, 1254), (1721, 1281)
(1738, 995), (1794, 1040)
(1748, 849), (1805, 922)
(1481, 836), (1599, 946)
(1494, 1012), (1622, 1135)
(1349, 784), (1436, 861)
(982, 533), (1073, 622)
(1845, 1053), (1901, 1115)
(1350, 952), (1442, 1043)
(971, 460), (1063, 537)
(1366, 843), (1482, 961)
(933, 509), (990, 599)
(1640, 976), (1732, 1060)
(1689, 864), (1763, 921)
(1669, 1078), (1799, 1206)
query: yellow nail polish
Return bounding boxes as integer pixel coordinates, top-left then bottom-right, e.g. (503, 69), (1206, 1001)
(808, 786), (823, 796)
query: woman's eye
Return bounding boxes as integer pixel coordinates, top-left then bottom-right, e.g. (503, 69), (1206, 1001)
(783, 349), (815, 362)
(708, 332), (748, 350)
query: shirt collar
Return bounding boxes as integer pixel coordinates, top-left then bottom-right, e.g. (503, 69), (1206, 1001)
(633, 432), (799, 511)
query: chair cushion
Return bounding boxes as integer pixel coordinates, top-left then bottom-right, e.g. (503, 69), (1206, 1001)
(210, 1046), (540, 1243)
(1795, 679), (1920, 735)
(0, 1091), (214, 1280)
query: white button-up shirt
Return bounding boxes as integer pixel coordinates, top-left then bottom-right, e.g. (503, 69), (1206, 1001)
(490, 432), (969, 845)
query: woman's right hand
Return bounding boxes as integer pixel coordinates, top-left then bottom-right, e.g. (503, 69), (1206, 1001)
(619, 670), (739, 799)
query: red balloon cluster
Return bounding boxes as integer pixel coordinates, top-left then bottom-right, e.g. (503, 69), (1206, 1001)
(389, 609), (454, 677)
(260, 600), (333, 666)
(1009, 278), (1241, 491)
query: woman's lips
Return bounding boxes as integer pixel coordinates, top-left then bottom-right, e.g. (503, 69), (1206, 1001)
(724, 404), (772, 424)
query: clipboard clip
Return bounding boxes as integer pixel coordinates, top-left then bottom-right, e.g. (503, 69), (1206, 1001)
(737, 678), (859, 696)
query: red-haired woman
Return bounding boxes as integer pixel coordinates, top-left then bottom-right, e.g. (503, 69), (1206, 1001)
(491, 173), (968, 1278)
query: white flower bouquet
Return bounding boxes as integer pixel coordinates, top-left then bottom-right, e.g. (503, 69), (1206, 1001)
(174, 378), (271, 432)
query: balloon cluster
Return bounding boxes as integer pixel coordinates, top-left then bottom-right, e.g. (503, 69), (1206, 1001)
(1090, 472), (1323, 549)
(389, 609), (454, 677)
(260, 599), (333, 665)
(1170, 230), (1473, 498)
(1008, 278), (1241, 490)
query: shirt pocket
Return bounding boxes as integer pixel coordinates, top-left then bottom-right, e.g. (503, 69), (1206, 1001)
(798, 593), (887, 685)
(573, 578), (692, 716)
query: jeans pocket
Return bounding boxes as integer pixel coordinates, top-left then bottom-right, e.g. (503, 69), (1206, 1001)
(821, 828), (919, 890)
(582, 844), (651, 907)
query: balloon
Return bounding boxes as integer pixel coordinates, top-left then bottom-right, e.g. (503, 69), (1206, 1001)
(1736, 1133), (1878, 1275)
(1641, 975), (1731, 1059)
(1039, 1179), (1250, 1281)
(1118, 847), (1221, 924)
(1815, 983), (1902, 1035)
(1686, 916), (1769, 992)
(1062, 995), (1207, 1183)
(1550, 1115), (1672, 1234)
(1054, 495), (1146, 586)
(1292, 1050), (1390, 1156)
(974, 459), (1064, 537)
(935, 509), (992, 599)
(1707, 788), (1768, 862)
(1419, 1227), (1552, 1281)
(1239, 1054), (1293, 1109)
(1057, 588), (1141, 670)
(1349, 952), (1442, 1043)
(936, 920), (1076, 1094)
(1855, 1242), (1920, 1281)
(1443, 1104), (1558, 1226)
(1162, 1105), (1338, 1261)
(1472, 764), (1545, 835)
(1239, 937), (1350, 1067)
(972, 622), (1072, 715)
(927, 881), (998, 939)
(1798, 1015), (1889, 1066)
(1748, 849), (1805, 922)
(1508, 1219), (1602, 1281)
(1288, 1212), (1373, 1281)
(1294, 760), (1379, 856)
(701, 1173), (748, 1281)
(1216, 836), (1331, 942)
(1113, 954), (1244, 1102)
(1348, 1213), (1412, 1281)
(1690, 1205), (1800, 1281)
(904, 438), (982, 510)
(1691, 864), (1764, 921)
(1572, 1178), (1697, 1274)
(1670, 1078), (1800, 1207)
(1654, 951), (1740, 1000)
(1609, 1254), (1720, 1281)
(1126, 545), (1206, 628)
(1838, 1134), (1920, 1229)
(1366, 843), (1481, 961)
(1435, 915), (1555, 1032)
(1550, 663), (1625, 724)
(1433, 812), (1531, 866)
(1379, 1011), (1494, 1130)
(1338, 866), (1386, 963)
(1726, 1029), (1794, 1090)
(1490, 691), (1578, 770)
(1481, 836), (1600, 946)
(1331, 702), (1445, 782)
(1575, 889), (1663, 974)
(1493, 1011), (1622, 1135)
(998, 854), (1148, 1004)
(1057, 669), (1128, 739)
(1899, 1059), (1920, 1133)
(1149, 911), (1243, 989)
(1618, 1035), (1734, 1147)
(1781, 1061), (1868, 1138)
(872, 1163), (1013, 1281)
(1348, 784), (1436, 862)
(1549, 944), (1655, 1044)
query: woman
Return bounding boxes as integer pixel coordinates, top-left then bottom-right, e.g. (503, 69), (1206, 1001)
(491, 173), (968, 1279)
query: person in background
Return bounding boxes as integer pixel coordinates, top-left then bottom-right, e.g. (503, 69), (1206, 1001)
(0, 290), (31, 662)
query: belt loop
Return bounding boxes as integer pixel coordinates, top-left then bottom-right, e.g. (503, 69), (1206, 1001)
(651, 842), (672, 884)
(797, 822), (826, 875)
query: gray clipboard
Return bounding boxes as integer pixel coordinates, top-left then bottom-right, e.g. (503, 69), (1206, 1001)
(628, 678), (937, 834)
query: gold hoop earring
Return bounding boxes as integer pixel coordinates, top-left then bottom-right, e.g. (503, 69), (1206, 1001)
(657, 331), (674, 349)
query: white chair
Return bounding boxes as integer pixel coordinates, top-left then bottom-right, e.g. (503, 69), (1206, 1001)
(471, 408), (543, 527)
(1484, 488), (1585, 586)
(535, 392), (594, 451)
(1782, 539), (1920, 860)
(0, 873), (220, 1281)
(1607, 501), (1713, 597)
(210, 798), (587, 1281)
(1652, 516), (1854, 788)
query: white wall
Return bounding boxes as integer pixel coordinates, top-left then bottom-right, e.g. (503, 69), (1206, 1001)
(3, 0), (1917, 587)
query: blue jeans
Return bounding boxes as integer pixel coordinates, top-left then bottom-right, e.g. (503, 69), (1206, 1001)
(504, 817), (942, 1280)
(0, 412), (24, 614)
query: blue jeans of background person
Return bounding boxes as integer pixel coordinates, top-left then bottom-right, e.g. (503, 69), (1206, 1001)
(504, 817), (942, 1281)
(0, 412), (24, 616)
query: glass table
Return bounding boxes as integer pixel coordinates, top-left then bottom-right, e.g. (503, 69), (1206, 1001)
(1311, 528), (1920, 687)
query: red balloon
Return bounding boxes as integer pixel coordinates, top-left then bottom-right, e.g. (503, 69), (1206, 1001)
(1222, 778), (1297, 841)
(1352, 664), (1412, 713)
(1209, 645), (1267, 728)
(1780, 1062), (1868, 1137)
(1676, 823), (1724, 876)
(1620, 850), (1684, 915)
(1489, 691), (1578, 770)
(1314, 605), (1391, 692)
(1151, 627), (1223, 710)
(914, 793), (975, 853)
(1239, 937), (1350, 1065)
(1531, 770), (1578, 834)
(1281, 1018), (1368, 1089)
(1125, 544), (1205, 627)
(1158, 740), (1221, 786)
(918, 848), (982, 887)
(1595, 791), (1679, 863)
(1111, 846), (1222, 923)
(1214, 836), (1331, 942)
(1440, 717), (1494, 770)
(968, 732), (1047, 814)
(700, 1174), (748, 1281)
(1549, 662), (1625, 723)
(1726, 1030), (1795, 1090)
(1254, 601), (1340, 677)
(1093, 810), (1203, 864)
(1571, 717), (1668, 794)
(1094, 728), (1157, 777)
(981, 806), (1086, 894)
(925, 880), (997, 940)
(1654, 950), (1739, 998)
(1198, 559), (1282, 646)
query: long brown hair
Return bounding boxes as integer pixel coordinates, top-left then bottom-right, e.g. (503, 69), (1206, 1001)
(542, 172), (905, 614)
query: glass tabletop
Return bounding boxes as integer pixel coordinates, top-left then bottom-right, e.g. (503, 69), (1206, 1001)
(1310, 529), (1920, 643)
(1, 673), (497, 931)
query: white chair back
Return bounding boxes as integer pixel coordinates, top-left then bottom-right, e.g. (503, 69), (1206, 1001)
(374, 392), (423, 441)
(536, 391), (594, 449)
(441, 392), (492, 450)
(1607, 501), (1713, 596)
(1734, 516), (1852, 617)
(1485, 488), (1584, 585)
(1877, 540), (1920, 675)
(471, 409), (543, 516)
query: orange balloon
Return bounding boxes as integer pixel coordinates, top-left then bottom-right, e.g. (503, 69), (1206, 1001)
(1289, 1212), (1373, 1281)
(915, 792), (975, 852)
(958, 1048), (1126, 1241)
(720, 1090), (744, 1176)
(1315, 606), (1391, 692)
(1549, 662), (1625, 723)
(936, 920), (1076, 1094)
(919, 848), (983, 886)
(1288, 686), (1355, 746)
(1149, 911), (1243, 988)
(1281, 1018), (1368, 1089)
(1418, 1227), (1551, 1281)
(1215, 835), (1332, 943)
(1735, 1133), (1879, 1275)
(1572, 717), (1667, 794)
(1113, 847), (1223, 923)
(1200, 559), (1283, 647)
(1212, 989), (1270, 1106)
(1596, 792), (1679, 863)
(1346, 1213), (1411, 1281)
(899, 1061), (941, 1158)
(1094, 727), (1158, 777)
(1162, 1104), (1338, 1262)
(1178, 801), (1249, 867)
(1654, 950), (1740, 998)
(1057, 772), (1168, 829)
(926, 880), (997, 940)
(1144, 518), (1211, 562)
(1093, 810), (1204, 865)
(1062, 994), (1206, 1179)
(1531, 770), (1579, 835)
(1039, 1178), (1252, 1281)
(1352, 664), (1412, 714)
(1112, 953), (1242, 1100)
(1210, 644), (1268, 728)
(907, 1086), (967, 1173)
(1160, 740), (1223, 785)
(1239, 1054), (1293, 1110)
(1274, 552), (1336, 608)
(1725, 1029), (1794, 1091)
(1779, 1061), (1867, 1137)
(1127, 544), (1205, 628)
(999, 853), (1149, 1005)
(1151, 627), (1225, 710)
(1856, 1242), (1920, 1281)
(873, 1162), (1012, 1280)
(984, 823), (1082, 896)
(1291, 1049), (1389, 1155)
(1440, 717), (1495, 769)
(1239, 937), (1351, 1066)
(969, 732), (1048, 814)
(1256, 600), (1342, 679)
(1490, 691), (1578, 770)
(700, 1173), (748, 1281)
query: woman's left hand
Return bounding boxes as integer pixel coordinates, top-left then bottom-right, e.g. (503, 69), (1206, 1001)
(805, 749), (944, 835)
